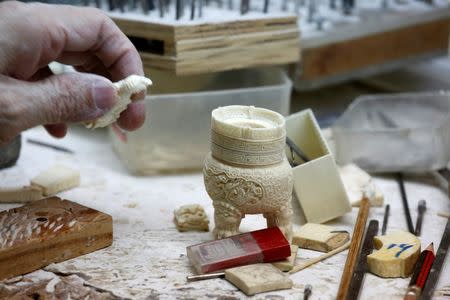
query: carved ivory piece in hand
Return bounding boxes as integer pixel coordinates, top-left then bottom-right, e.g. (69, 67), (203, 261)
(85, 75), (152, 129)
(203, 106), (293, 240)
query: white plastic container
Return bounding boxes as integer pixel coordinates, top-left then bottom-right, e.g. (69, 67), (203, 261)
(332, 92), (450, 173)
(110, 68), (292, 174)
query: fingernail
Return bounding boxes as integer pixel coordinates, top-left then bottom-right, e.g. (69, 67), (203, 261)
(92, 80), (116, 110)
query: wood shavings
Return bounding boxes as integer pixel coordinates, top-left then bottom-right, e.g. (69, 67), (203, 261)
(173, 204), (209, 232)
(85, 75), (152, 129)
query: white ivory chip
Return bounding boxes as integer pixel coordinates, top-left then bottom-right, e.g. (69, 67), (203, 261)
(85, 75), (152, 129)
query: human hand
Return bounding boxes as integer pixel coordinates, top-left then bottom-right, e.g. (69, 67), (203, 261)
(0, 1), (145, 144)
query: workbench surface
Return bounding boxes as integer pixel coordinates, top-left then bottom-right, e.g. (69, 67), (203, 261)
(0, 126), (449, 299)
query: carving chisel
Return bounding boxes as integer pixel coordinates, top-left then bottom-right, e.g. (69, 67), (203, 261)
(347, 220), (379, 300)
(381, 204), (390, 235)
(421, 217), (450, 299)
(414, 200), (426, 236)
(397, 173), (415, 234)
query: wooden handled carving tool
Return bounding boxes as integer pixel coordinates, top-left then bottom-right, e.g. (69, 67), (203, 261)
(381, 204), (390, 235)
(337, 197), (370, 300)
(421, 217), (450, 300)
(347, 220), (379, 300)
(414, 200), (426, 236)
(404, 243), (435, 300)
(397, 173), (415, 234)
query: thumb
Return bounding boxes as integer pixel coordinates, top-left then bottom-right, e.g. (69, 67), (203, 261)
(0, 73), (116, 142)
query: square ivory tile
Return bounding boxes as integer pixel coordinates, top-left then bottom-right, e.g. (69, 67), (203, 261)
(225, 263), (293, 296)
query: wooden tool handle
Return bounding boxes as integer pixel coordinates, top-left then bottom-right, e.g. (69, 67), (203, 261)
(336, 197), (370, 300)
(289, 241), (351, 274)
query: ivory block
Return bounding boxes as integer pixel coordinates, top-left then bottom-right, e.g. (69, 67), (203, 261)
(0, 186), (43, 203)
(292, 223), (349, 252)
(225, 263), (293, 296)
(31, 165), (80, 196)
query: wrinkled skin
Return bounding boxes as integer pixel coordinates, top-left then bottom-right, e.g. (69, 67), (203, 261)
(0, 1), (145, 144)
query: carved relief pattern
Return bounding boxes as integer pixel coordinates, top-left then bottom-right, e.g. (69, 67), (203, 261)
(211, 144), (284, 166)
(204, 154), (293, 214)
(211, 130), (285, 153)
(204, 167), (264, 208)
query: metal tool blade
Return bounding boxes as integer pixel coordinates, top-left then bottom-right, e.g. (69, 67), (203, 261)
(381, 204), (390, 235)
(415, 200), (426, 236)
(397, 173), (415, 234)
(422, 217), (450, 299)
(186, 272), (225, 281)
(347, 220), (379, 300)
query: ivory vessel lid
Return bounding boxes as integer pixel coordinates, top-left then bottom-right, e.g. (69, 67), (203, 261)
(211, 106), (285, 141)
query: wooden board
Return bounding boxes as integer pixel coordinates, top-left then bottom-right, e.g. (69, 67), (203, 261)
(298, 17), (450, 85)
(0, 197), (113, 281)
(111, 16), (300, 75)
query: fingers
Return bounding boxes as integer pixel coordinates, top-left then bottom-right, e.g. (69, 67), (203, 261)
(44, 124), (68, 138)
(0, 73), (116, 143)
(116, 102), (146, 131)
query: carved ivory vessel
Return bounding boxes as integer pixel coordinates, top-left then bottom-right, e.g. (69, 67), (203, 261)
(203, 106), (293, 240)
